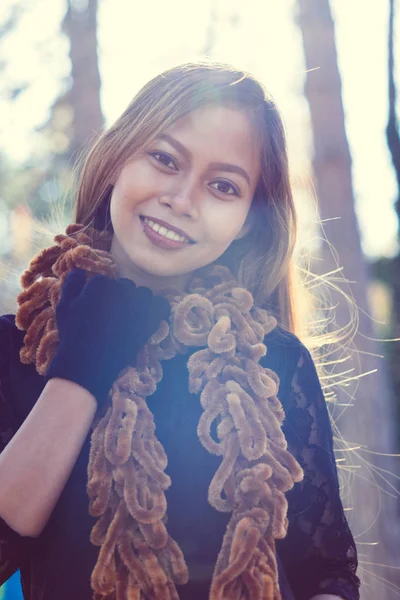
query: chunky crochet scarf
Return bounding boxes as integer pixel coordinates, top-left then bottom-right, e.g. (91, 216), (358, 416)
(15, 224), (303, 600)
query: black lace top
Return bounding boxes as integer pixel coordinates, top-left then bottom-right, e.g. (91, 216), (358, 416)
(0, 314), (360, 600)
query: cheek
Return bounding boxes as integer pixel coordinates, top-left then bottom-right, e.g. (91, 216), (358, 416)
(206, 205), (250, 245)
(111, 187), (144, 227)
(110, 182), (139, 233)
(111, 163), (157, 212)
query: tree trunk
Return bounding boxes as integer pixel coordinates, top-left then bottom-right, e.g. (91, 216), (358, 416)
(386, 0), (400, 225)
(64, 0), (103, 155)
(385, 0), (400, 459)
(297, 1), (400, 597)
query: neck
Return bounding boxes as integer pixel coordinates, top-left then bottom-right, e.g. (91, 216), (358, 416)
(110, 235), (191, 294)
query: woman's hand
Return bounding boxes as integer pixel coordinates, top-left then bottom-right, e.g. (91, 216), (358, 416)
(45, 268), (170, 406)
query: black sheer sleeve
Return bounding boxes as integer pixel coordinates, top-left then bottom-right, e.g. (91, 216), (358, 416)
(276, 344), (361, 600)
(0, 315), (34, 585)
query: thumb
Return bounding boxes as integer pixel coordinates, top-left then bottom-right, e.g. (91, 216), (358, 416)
(57, 268), (87, 313)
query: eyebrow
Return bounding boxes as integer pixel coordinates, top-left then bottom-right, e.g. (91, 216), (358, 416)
(157, 133), (251, 186)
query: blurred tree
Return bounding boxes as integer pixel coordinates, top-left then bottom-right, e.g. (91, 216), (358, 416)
(64, 0), (103, 156)
(0, 0), (104, 312)
(0, 2), (63, 218)
(37, 0), (104, 217)
(0, 0), (103, 221)
(297, 0), (400, 597)
(386, 0), (400, 225)
(0, 1), (104, 596)
(374, 0), (400, 454)
(43, 0), (103, 164)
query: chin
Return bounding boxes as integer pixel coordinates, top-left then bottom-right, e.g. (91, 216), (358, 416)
(130, 258), (187, 278)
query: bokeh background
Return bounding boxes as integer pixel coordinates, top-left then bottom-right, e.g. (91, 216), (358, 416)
(1, 0), (400, 598)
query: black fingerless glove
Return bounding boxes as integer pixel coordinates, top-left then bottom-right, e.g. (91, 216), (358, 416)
(45, 268), (170, 406)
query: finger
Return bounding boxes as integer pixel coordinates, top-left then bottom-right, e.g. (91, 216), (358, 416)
(118, 277), (136, 291)
(56, 268), (87, 324)
(128, 287), (155, 337)
(145, 296), (171, 338)
(82, 273), (114, 298)
(132, 287), (153, 309)
(152, 295), (171, 322)
(115, 278), (137, 308)
(59, 268), (87, 304)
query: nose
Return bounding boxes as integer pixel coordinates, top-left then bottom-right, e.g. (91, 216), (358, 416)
(158, 179), (200, 219)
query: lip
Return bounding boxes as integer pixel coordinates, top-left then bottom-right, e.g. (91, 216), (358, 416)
(140, 216), (195, 251)
(141, 215), (194, 242)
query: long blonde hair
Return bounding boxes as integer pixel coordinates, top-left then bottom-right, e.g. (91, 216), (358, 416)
(74, 61), (299, 334)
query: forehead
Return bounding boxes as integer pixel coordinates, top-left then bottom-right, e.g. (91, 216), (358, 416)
(164, 104), (261, 185)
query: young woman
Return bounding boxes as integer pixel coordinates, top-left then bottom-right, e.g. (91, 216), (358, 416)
(0, 62), (360, 600)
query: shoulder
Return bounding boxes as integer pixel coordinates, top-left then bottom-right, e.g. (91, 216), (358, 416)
(0, 314), (27, 365)
(263, 325), (316, 371)
(0, 314), (25, 336)
(262, 325), (303, 377)
(263, 325), (304, 355)
(0, 314), (44, 427)
(0, 314), (24, 365)
(0, 313), (18, 332)
(0, 315), (21, 447)
(261, 326), (316, 407)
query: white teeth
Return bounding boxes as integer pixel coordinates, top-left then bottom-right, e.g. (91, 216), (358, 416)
(143, 217), (189, 243)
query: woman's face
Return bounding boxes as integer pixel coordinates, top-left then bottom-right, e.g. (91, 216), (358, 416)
(110, 104), (260, 291)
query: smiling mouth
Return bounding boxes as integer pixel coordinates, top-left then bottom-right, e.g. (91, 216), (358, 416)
(139, 216), (196, 251)
(140, 216), (195, 244)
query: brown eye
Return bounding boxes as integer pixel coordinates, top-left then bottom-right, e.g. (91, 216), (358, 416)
(209, 180), (240, 196)
(150, 152), (178, 171)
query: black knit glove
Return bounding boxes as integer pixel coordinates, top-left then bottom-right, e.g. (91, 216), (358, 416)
(45, 268), (170, 406)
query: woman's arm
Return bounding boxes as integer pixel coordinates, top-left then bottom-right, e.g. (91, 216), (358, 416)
(0, 377), (97, 538)
(0, 272), (170, 541)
